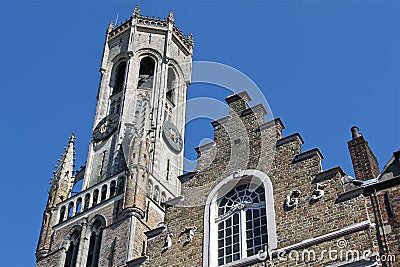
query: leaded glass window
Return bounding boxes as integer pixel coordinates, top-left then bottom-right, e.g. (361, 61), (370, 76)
(216, 184), (267, 266)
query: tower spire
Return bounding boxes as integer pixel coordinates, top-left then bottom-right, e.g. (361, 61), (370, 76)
(36, 133), (76, 260)
(50, 133), (76, 202)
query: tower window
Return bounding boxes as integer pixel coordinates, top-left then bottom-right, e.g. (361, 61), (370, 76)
(86, 220), (104, 267)
(84, 194), (90, 211)
(166, 67), (176, 104)
(110, 180), (116, 197)
(117, 176), (125, 194)
(166, 159), (170, 181)
(93, 189), (99, 206)
(101, 185), (107, 202)
(154, 186), (160, 204)
(138, 57), (155, 89)
(64, 230), (80, 267)
(112, 62), (127, 95)
(59, 206), (66, 223)
(148, 180), (153, 198)
(76, 198), (82, 214)
(67, 202), (74, 218)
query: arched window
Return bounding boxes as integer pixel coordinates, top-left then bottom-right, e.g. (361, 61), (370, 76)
(67, 202), (74, 218)
(86, 219), (105, 267)
(154, 186), (160, 203)
(113, 61), (126, 94)
(166, 67), (176, 104)
(216, 184), (267, 265)
(76, 198), (82, 214)
(204, 170), (277, 267)
(137, 57), (155, 89)
(101, 185), (107, 201)
(110, 180), (116, 197)
(59, 206), (66, 223)
(84, 194), (90, 211)
(93, 189), (99, 206)
(64, 230), (80, 267)
(160, 192), (167, 208)
(148, 180), (153, 198)
(117, 176), (125, 194)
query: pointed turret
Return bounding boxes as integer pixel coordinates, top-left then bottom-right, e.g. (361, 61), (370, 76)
(133, 4), (140, 18)
(36, 133), (76, 260)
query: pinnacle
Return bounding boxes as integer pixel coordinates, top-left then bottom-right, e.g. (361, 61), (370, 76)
(133, 4), (140, 18)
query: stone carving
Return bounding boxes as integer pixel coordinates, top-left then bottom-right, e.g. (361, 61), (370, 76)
(232, 169), (243, 179)
(311, 183), (325, 202)
(284, 190), (301, 210)
(182, 226), (197, 244)
(163, 233), (173, 251)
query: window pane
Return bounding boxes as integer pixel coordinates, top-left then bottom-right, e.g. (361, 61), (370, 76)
(216, 183), (268, 265)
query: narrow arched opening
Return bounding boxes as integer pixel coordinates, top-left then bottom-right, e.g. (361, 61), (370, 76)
(138, 57), (155, 89)
(112, 61), (127, 95)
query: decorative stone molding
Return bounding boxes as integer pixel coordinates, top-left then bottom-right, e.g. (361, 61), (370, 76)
(284, 190), (301, 210)
(123, 207), (146, 220)
(162, 233), (173, 251)
(310, 183), (325, 203)
(35, 249), (49, 260)
(232, 169), (243, 179)
(181, 226), (197, 244)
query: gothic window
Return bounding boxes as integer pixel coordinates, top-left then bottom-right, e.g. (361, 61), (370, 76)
(138, 57), (155, 89)
(216, 184), (267, 266)
(93, 189), (99, 206)
(166, 159), (170, 181)
(154, 185), (160, 203)
(112, 61), (126, 95)
(59, 206), (66, 223)
(67, 202), (74, 218)
(166, 67), (176, 104)
(117, 176), (125, 194)
(76, 198), (82, 214)
(148, 180), (153, 198)
(86, 219), (104, 267)
(110, 97), (122, 115)
(110, 180), (116, 197)
(160, 192), (167, 208)
(64, 230), (80, 267)
(84, 194), (90, 211)
(100, 185), (107, 202)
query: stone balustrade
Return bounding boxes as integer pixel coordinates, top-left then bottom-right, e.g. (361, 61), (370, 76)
(56, 175), (125, 224)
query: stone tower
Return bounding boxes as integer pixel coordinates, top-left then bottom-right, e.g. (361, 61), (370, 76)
(35, 6), (193, 267)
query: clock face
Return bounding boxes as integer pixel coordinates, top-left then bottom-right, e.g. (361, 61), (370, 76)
(162, 120), (183, 153)
(93, 113), (119, 142)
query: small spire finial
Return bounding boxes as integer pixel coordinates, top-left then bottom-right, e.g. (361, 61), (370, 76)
(168, 10), (174, 22)
(133, 4), (140, 18)
(189, 33), (194, 41)
(69, 132), (76, 143)
(107, 22), (113, 33)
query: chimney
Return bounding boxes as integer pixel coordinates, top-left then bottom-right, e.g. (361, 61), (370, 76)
(348, 126), (380, 181)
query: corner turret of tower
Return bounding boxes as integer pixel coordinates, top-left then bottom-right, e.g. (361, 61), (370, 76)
(49, 133), (76, 205)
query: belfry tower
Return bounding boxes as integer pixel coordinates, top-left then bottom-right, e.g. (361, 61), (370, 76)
(36, 6), (193, 267)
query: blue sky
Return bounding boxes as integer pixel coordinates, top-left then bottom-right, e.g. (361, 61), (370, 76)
(0, 1), (398, 266)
